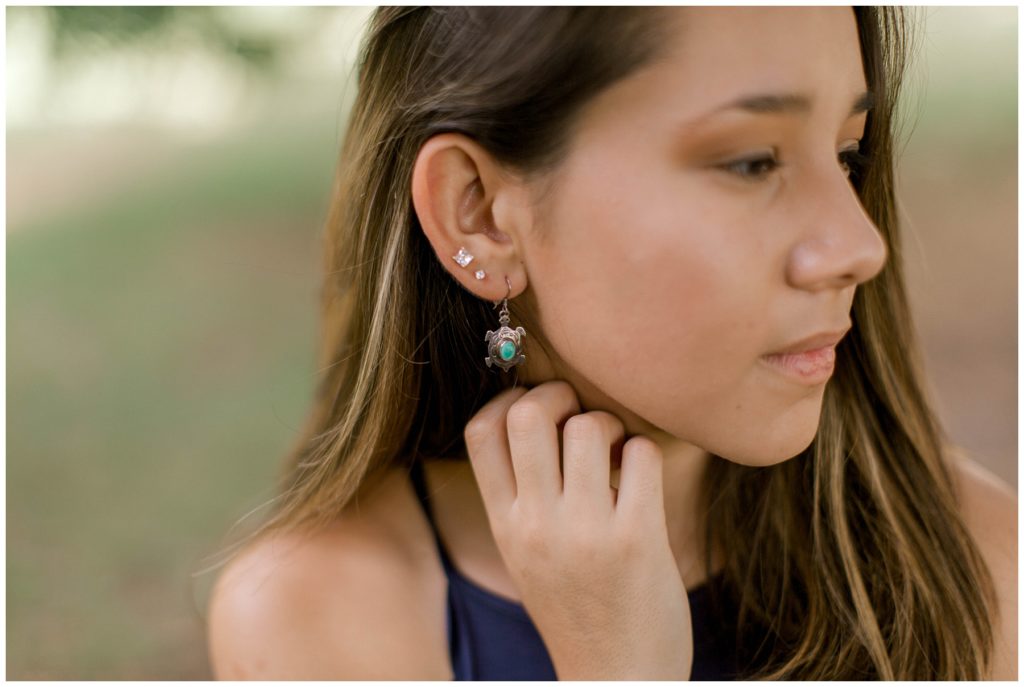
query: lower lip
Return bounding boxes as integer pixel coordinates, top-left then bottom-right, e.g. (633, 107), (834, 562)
(760, 345), (836, 384)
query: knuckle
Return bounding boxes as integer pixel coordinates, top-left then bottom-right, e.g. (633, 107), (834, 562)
(563, 413), (600, 440)
(624, 434), (661, 459)
(589, 410), (625, 441)
(463, 416), (492, 448)
(466, 387), (531, 449)
(550, 379), (580, 405)
(506, 400), (546, 435)
(515, 514), (550, 553)
(611, 520), (644, 553)
(570, 520), (601, 547)
(563, 411), (623, 444)
(567, 523), (609, 563)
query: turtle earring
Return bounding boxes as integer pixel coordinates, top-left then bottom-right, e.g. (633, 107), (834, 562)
(484, 276), (526, 371)
(451, 247), (526, 370)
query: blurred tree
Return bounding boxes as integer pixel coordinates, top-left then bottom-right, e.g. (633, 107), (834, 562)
(46, 6), (288, 73)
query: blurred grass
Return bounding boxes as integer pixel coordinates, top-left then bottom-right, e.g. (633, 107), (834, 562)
(8, 92), (344, 677)
(5, 5), (1017, 680)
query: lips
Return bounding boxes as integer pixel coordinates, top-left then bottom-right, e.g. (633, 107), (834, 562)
(760, 344), (837, 384)
(766, 327), (851, 356)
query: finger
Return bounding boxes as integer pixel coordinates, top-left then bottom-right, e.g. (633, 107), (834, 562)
(562, 410), (623, 515)
(464, 386), (529, 518)
(613, 435), (665, 527)
(504, 380), (581, 511)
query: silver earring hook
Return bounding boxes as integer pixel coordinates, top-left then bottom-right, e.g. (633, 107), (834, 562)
(493, 276), (512, 309)
(484, 274), (526, 373)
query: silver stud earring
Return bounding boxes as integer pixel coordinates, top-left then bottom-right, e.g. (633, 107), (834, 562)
(453, 247), (485, 279)
(485, 276), (526, 371)
(452, 247), (474, 267)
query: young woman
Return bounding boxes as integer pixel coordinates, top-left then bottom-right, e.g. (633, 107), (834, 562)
(205, 6), (1017, 680)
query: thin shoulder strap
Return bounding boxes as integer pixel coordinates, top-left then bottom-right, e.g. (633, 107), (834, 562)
(408, 459), (455, 571)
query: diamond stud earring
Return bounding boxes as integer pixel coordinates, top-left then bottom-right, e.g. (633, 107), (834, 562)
(453, 246), (486, 280)
(452, 247), (474, 268)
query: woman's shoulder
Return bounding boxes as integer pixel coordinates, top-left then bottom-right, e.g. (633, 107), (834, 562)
(947, 446), (1017, 680)
(205, 465), (452, 679)
(948, 446), (1016, 545)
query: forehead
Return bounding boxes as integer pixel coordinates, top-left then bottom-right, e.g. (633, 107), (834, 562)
(637, 7), (868, 120)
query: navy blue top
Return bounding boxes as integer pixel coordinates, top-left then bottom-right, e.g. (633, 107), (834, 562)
(408, 459), (742, 680)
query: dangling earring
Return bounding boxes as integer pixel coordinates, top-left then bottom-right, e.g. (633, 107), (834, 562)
(484, 276), (526, 371)
(451, 247), (525, 370)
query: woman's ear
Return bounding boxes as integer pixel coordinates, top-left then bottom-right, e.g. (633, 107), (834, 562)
(410, 132), (531, 300)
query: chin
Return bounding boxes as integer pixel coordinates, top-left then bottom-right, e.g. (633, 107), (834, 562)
(701, 412), (822, 468)
(721, 446), (811, 468)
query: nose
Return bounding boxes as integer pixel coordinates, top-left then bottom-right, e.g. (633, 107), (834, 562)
(785, 170), (889, 292)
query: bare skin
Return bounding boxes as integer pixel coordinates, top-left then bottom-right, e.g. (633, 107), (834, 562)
(207, 6), (1017, 680)
(206, 449), (1016, 679)
(412, 5), (884, 605)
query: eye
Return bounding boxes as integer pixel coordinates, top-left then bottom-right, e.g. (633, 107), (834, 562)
(718, 152), (781, 182)
(718, 147), (872, 183)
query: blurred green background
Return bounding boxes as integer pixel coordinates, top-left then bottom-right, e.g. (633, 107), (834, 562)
(6, 6), (1017, 679)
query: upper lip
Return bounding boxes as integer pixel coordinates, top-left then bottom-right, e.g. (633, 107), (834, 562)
(765, 326), (851, 356)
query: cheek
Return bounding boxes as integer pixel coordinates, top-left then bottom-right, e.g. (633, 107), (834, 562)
(531, 176), (766, 416)
(525, 160), (821, 462)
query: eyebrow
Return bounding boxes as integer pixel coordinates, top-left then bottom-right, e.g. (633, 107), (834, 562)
(712, 89), (876, 119)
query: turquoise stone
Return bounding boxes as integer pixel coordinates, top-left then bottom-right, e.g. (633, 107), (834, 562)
(499, 340), (516, 361)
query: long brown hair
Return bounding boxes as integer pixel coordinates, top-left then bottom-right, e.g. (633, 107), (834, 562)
(203, 7), (997, 679)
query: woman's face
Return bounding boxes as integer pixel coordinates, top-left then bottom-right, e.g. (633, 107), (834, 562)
(518, 7), (887, 466)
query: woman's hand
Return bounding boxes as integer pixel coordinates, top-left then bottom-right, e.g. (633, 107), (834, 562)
(463, 380), (693, 680)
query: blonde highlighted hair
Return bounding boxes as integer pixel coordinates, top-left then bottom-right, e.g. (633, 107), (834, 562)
(203, 7), (997, 679)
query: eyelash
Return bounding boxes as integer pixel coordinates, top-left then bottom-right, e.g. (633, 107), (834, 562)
(720, 148), (871, 182)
